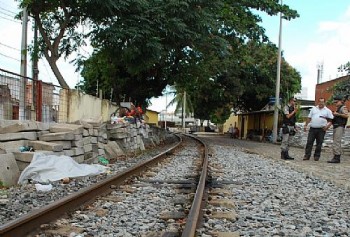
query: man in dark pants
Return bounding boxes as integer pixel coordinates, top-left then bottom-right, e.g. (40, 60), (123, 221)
(328, 95), (349, 163)
(303, 98), (333, 161)
(280, 97), (298, 160)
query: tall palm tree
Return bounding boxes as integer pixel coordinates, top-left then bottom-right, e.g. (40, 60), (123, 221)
(166, 85), (194, 127)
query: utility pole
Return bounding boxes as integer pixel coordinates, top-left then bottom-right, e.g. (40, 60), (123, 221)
(272, 0), (283, 143)
(165, 90), (167, 130)
(19, 7), (28, 120)
(183, 91), (186, 131)
(32, 20), (39, 121)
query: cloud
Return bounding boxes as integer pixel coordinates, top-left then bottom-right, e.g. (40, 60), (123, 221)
(286, 7), (350, 99)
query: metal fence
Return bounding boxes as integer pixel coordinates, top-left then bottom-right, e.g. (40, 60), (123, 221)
(0, 68), (68, 123)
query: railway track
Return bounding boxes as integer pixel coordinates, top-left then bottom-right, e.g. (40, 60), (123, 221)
(0, 134), (226, 237)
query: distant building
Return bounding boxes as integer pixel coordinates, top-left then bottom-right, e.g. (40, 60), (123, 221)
(144, 109), (159, 126)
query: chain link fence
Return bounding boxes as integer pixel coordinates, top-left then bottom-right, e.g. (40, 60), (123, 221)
(0, 68), (68, 122)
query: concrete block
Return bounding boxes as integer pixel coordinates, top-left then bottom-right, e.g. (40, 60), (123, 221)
(13, 151), (34, 163)
(109, 127), (129, 134)
(72, 155), (84, 163)
(92, 144), (98, 153)
(63, 149), (75, 157)
(0, 140), (29, 152)
(101, 133), (108, 139)
(90, 136), (98, 144)
(139, 138), (145, 151)
(83, 129), (89, 136)
(72, 140), (84, 147)
(74, 134), (83, 141)
(53, 140), (72, 149)
(84, 144), (93, 152)
(109, 132), (129, 139)
(98, 142), (104, 149)
(0, 121), (39, 133)
(36, 122), (50, 131)
(16, 160), (29, 172)
(49, 123), (84, 134)
(72, 147), (84, 156)
(39, 132), (75, 141)
(13, 151), (57, 162)
(83, 137), (90, 145)
(84, 152), (94, 160)
(98, 137), (108, 144)
(0, 132), (37, 142)
(73, 120), (94, 129)
(106, 123), (126, 130)
(37, 131), (50, 137)
(28, 140), (63, 152)
(103, 144), (117, 159)
(108, 141), (125, 156)
(98, 149), (105, 155)
(0, 153), (20, 186)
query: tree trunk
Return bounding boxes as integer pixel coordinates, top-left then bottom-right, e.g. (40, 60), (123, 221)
(45, 56), (70, 89)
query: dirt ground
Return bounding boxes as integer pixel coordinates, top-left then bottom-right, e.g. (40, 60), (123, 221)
(200, 134), (350, 190)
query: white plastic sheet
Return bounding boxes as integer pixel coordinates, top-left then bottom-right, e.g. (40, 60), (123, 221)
(18, 153), (107, 184)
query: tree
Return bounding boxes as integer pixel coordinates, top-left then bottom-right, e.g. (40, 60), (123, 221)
(327, 62), (350, 101)
(18, 0), (94, 88)
(79, 0), (299, 108)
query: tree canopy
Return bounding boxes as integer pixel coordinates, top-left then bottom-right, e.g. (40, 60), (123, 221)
(20, 0), (302, 123)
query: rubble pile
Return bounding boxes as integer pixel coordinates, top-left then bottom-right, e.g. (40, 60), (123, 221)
(0, 119), (166, 186)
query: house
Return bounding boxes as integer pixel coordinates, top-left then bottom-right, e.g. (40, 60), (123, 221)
(144, 109), (159, 126)
(224, 99), (314, 141)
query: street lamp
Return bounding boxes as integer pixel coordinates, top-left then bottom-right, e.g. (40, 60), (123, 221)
(272, 0), (283, 143)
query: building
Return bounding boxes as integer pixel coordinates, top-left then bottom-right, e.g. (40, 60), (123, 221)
(315, 74), (350, 126)
(144, 109), (159, 126)
(223, 99), (314, 141)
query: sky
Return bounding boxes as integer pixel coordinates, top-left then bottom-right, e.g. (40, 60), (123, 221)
(1, 1), (350, 112)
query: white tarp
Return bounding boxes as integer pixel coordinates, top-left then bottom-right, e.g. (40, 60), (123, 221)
(18, 153), (107, 184)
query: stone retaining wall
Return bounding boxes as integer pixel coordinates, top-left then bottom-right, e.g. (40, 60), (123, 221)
(0, 120), (166, 187)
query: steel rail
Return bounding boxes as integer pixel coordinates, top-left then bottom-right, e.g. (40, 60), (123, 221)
(0, 135), (182, 237)
(181, 135), (209, 237)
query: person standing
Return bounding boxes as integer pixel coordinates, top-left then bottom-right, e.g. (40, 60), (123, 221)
(233, 126), (239, 139)
(328, 95), (349, 163)
(281, 97), (298, 160)
(303, 98), (333, 161)
(228, 124), (234, 138)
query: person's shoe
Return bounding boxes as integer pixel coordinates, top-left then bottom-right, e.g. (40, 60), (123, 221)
(281, 151), (286, 160)
(303, 155), (310, 160)
(285, 151), (294, 160)
(327, 155), (340, 163)
(314, 156), (320, 161)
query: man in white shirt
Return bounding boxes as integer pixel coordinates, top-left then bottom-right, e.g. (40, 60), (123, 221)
(303, 98), (334, 161)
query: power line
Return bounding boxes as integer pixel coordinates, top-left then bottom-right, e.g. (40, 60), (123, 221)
(0, 6), (18, 15)
(0, 9), (16, 18)
(0, 42), (21, 51)
(0, 14), (20, 23)
(0, 51), (20, 62)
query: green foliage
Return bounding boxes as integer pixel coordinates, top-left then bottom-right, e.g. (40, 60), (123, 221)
(329, 76), (350, 102)
(338, 61), (350, 75)
(327, 61), (350, 103)
(19, 0), (301, 118)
